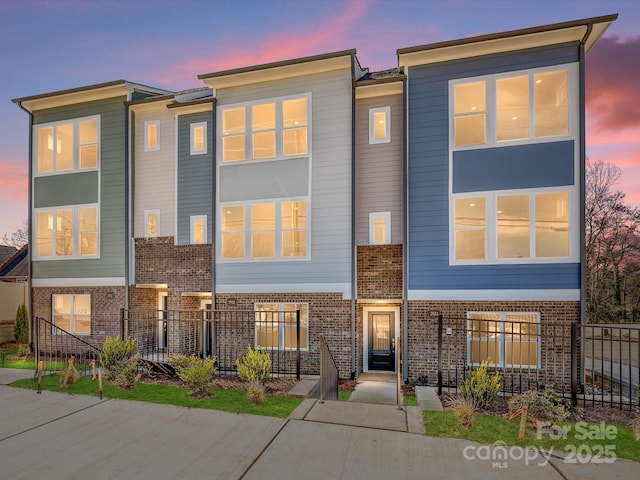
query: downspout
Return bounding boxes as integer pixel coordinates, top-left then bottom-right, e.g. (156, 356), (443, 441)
(16, 102), (34, 347)
(401, 76), (409, 383)
(211, 97), (217, 308)
(350, 55), (357, 380)
(124, 102), (131, 312)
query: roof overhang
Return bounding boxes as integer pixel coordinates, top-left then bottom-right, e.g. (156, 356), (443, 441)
(198, 49), (356, 90)
(356, 77), (404, 99)
(398, 14), (617, 69)
(13, 80), (172, 113)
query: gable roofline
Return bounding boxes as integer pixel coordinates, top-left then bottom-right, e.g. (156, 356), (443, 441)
(0, 244), (28, 278)
(198, 49), (357, 90)
(13, 80), (172, 113)
(398, 14), (617, 69)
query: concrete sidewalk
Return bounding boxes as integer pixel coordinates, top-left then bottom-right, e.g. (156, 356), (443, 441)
(0, 369), (637, 479)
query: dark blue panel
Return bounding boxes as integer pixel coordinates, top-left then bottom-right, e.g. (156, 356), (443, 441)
(453, 141), (574, 192)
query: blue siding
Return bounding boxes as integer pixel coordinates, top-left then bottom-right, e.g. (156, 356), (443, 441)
(453, 141), (574, 193)
(177, 112), (213, 245)
(408, 43), (580, 291)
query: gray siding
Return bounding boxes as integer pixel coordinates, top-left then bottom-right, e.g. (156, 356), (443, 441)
(407, 43), (580, 291)
(32, 97), (128, 279)
(177, 111), (213, 245)
(355, 94), (403, 245)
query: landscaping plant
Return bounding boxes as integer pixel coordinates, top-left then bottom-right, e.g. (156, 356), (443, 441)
(507, 386), (569, 426)
(236, 346), (271, 383)
(246, 379), (266, 404)
(99, 336), (140, 389)
(14, 303), (29, 345)
(169, 354), (217, 397)
(459, 358), (501, 409)
(446, 394), (477, 428)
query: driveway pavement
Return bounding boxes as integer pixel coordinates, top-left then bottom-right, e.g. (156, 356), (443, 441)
(0, 368), (637, 479)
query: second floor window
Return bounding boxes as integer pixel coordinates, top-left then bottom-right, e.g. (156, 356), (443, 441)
(34, 205), (98, 259)
(35, 116), (99, 174)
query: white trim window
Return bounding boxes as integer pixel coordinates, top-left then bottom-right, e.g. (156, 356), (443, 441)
(369, 212), (391, 245)
(190, 122), (207, 155)
(145, 209), (160, 238)
(451, 65), (575, 149)
(451, 189), (574, 264)
(34, 116), (99, 175)
(220, 94), (310, 163)
(190, 215), (207, 244)
(369, 106), (391, 144)
(34, 205), (99, 259)
(467, 312), (540, 368)
(220, 199), (308, 261)
(254, 303), (308, 351)
(144, 120), (160, 152)
(53, 294), (91, 335)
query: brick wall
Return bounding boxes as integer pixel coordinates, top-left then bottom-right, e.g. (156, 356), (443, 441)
(356, 244), (403, 299)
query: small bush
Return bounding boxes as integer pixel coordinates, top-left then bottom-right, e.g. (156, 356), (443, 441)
(246, 380), (266, 404)
(236, 346), (271, 383)
(631, 415), (640, 442)
(16, 344), (31, 357)
(459, 358), (501, 409)
(170, 355), (217, 397)
(14, 303), (29, 345)
(507, 386), (569, 426)
(100, 336), (140, 389)
(59, 358), (79, 388)
(446, 394), (477, 428)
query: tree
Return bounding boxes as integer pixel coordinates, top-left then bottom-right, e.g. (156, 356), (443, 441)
(1, 220), (28, 248)
(14, 303), (29, 345)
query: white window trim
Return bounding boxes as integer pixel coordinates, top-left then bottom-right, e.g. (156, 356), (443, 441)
(144, 120), (160, 152)
(369, 211), (391, 245)
(190, 215), (207, 244)
(33, 115), (100, 176)
(466, 312), (541, 369)
(449, 186), (578, 265)
(254, 303), (309, 352)
(217, 93), (312, 165)
(52, 294), (91, 336)
(449, 63), (578, 151)
(190, 122), (207, 155)
(369, 106), (391, 144)
(32, 204), (100, 260)
(145, 209), (160, 238)
(218, 197), (310, 262)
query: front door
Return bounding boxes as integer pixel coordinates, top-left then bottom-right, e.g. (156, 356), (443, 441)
(368, 311), (395, 371)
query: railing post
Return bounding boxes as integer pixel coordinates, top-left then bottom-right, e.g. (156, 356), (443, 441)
(570, 322), (578, 408)
(35, 316), (40, 374)
(120, 308), (125, 339)
(296, 309), (301, 380)
(200, 309), (206, 359)
(437, 313), (443, 395)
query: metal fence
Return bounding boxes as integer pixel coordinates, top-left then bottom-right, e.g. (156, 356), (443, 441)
(121, 308), (302, 378)
(34, 316), (101, 376)
(319, 335), (338, 401)
(435, 314), (639, 410)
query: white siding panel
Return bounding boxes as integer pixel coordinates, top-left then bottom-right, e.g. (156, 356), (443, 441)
(134, 109), (176, 238)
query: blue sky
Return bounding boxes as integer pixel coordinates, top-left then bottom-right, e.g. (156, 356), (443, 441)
(1, 0), (639, 238)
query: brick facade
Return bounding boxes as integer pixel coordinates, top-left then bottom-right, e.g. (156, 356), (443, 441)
(356, 244), (403, 299)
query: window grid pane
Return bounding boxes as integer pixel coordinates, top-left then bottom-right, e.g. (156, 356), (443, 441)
(497, 195), (530, 259)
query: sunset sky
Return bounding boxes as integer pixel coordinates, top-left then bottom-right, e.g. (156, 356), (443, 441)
(1, 0), (639, 238)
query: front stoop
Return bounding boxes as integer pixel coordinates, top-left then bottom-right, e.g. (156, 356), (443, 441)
(287, 377), (320, 398)
(415, 386), (443, 411)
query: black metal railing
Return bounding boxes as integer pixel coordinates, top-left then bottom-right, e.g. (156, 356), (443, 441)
(319, 335), (338, 401)
(34, 316), (102, 376)
(121, 308), (302, 378)
(434, 314), (639, 410)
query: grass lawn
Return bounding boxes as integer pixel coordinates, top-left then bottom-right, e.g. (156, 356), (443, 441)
(12, 374), (302, 418)
(424, 410), (639, 463)
(403, 395), (417, 407)
(339, 390), (351, 401)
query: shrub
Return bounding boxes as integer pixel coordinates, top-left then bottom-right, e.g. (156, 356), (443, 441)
(170, 355), (217, 397)
(100, 336), (140, 389)
(507, 386), (570, 426)
(459, 358), (501, 409)
(16, 344), (31, 357)
(236, 346), (271, 383)
(445, 394), (477, 428)
(246, 380), (266, 404)
(14, 303), (29, 345)
(631, 415), (640, 442)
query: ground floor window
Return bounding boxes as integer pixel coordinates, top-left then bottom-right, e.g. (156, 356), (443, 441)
(467, 312), (539, 368)
(254, 303), (308, 351)
(53, 294), (91, 335)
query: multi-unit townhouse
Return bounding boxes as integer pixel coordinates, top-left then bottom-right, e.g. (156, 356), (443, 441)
(13, 14), (616, 383)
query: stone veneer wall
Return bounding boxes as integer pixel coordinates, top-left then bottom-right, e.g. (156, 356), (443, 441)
(356, 244), (403, 299)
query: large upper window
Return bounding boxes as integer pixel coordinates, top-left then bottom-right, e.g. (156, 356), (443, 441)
(452, 67), (571, 148)
(452, 190), (571, 264)
(220, 199), (307, 261)
(467, 312), (539, 368)
(255, 303), (308, 351)
(35, 116), (99, 174)
(34, 205), (98, 259)
(221, 95), (309, 163)
(53, 294), (91, 335)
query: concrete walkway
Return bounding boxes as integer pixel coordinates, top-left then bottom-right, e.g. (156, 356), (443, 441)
(1, 369), (637, 479)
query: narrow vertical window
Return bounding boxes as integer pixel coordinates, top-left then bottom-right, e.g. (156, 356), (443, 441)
(535, 192), (569, 257)
(282, 201), (306, 257)
(454, 198), (486, 260)
(282, 98), (308, 156)
(534, 70), (568, 137)
(79, 207), (98, 256)
(78, 119), (98, 168)
(252, 103), (276, 159)
(145, 209), (160, 238)
(369, 212), (391, 244)
(496, 75), (529, 141)
(369, 107), (390, 144)
(222, 107), (245, 162)
(221, 205), (245, 259)
(497, 195), (530, 259)
(251, 203), (275, 258)
(454, 81), (486, 146)
(145, 120), (160, 152)
(190, 122), (207, 155)
(190, 215), (207, 244)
